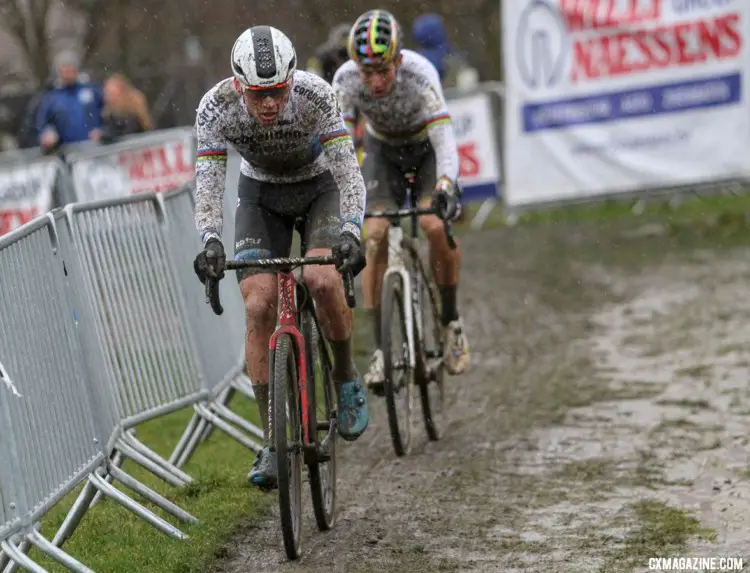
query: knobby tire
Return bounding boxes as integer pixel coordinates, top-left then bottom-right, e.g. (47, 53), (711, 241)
(381, 273), (413, 457)
(302, 309), (337, 531)
(273, 334), (302, 559)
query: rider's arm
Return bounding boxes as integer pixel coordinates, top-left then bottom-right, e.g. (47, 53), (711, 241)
(318, 89), (366, 241)
(423, 84), (460, 186)
(194, 89), (229, 246)
(331, 69), (359, 141)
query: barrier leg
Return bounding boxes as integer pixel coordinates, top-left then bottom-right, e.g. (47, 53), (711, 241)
(211, 402), (264, 442)
(108, 465), (198, 524)
(1, 538), (32, 573)
(89, 450), (123, 509)
(198, 387), (233, 442)
(193, 404), (262, 454)
(470, 198), (499, 230)
(28, 532), (95, 573)
(167, 410), (202, 466)
(87, 473), (187, 540)
(233, 374), (256, 398)
(52, 481), (97, 549)
(115, 439), (188, 489)
(0, 541), (46, 573)
(120, 432), (193, 484)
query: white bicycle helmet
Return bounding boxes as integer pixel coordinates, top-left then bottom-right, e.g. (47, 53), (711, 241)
(231, 26), (297, 89)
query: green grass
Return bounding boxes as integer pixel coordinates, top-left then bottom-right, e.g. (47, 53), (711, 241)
(459, 188), (750, 232)
(25, 392), (275, 573)
(600, 500), (716, 572)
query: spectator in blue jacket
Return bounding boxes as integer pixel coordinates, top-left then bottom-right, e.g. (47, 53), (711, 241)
(411, 13), (479, 91)
(36, 51), (104, 152)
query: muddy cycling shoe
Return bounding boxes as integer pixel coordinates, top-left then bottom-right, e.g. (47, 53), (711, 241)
(364, 349), (385, 397)
(444, 318), (471, 375)
(336, 379), (369, 441)
(247, 447), (278, 491)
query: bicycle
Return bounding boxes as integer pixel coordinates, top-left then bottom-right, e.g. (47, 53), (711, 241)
(364, 171), (457, 457)
(204, 227), (356, 560)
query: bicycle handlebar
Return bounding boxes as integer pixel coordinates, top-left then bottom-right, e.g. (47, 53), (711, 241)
(363, 206), (457, 250)
(205, 255), (356, 316)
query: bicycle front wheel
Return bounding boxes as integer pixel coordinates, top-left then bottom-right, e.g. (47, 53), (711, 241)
(381, 273), (414, 457)
(412, 255), (446, 442)
(302, 309), (337, 531)
(272, 334), (303, 559)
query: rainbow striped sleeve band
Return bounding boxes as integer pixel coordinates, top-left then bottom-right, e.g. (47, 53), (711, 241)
(425, 113), (451, 129)
(320, 129), (351, 148)
(196, 148), (228, 162)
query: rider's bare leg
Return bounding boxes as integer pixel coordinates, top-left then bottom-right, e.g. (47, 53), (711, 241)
(418, 210), (470, 374)
(303, 248), (356, 383)
(361, 217), (390, 347)
(418, 212), (461, 323)
(304, 247), (370, 441)
(239, 273), (278, 445)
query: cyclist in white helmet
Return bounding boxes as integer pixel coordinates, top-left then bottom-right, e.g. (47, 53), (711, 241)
(192, 25), (370, 490)
(332, 10), (471, 396)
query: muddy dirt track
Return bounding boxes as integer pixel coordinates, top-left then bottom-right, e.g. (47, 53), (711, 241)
(214, 215), (750, 572)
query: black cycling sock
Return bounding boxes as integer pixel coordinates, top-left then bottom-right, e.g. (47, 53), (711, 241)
(439, 284), (459, 326)
(369, 307), (381, 349)
(252, 383), (270, 446)
(329, 338), (358, 385)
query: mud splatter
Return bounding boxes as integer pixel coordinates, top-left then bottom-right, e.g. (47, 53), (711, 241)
(213, 218), (750, 572)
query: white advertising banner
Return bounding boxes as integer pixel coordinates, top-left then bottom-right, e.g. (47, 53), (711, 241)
(68, 128), (196, 203)
(447, 92), (501, 200)
(0, 158), (58, 236)
(503, 0), (750, 207)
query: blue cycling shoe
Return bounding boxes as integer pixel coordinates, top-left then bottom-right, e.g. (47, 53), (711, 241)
(247, 447), (278, 491)
(336, 379), (370, 441)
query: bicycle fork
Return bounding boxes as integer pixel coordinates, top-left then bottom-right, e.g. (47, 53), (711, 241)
(385, 225), (417, 370)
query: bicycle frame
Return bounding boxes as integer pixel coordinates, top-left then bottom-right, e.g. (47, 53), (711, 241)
(375, 172), (447, 370)
(207, 254), (356, 448)
(269, 271), (312, 446)
(383, 224), (418, 371)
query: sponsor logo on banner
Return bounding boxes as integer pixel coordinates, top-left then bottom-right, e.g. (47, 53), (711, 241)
(118, 139), (194, 194)
(70, 132), (195, 202)
(0, 160), (57, 236)
(503, 0), (750, 206)
(446, 92), (501, 200)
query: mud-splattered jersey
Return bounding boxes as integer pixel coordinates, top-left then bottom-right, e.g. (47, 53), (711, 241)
(332, 49), (460, 185)
(194, 70), (365, 245)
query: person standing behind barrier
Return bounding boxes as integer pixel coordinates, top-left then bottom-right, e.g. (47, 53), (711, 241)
(192, 26), (370, 490)
(35, 51), (104, 153)
(100, 73), (154, 143)
(333, 10), (472, 393)
(411, 13), (479, 92)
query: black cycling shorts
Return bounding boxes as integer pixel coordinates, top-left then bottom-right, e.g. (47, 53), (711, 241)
(233, 171), (340, 281)
(360, 133), (436, 209)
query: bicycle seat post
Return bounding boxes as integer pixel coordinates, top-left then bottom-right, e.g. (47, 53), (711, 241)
(405, 171), (419, 239)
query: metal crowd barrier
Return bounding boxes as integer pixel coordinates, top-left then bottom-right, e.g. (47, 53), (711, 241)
(0, 189), (260, 572)
(161, 187), (263, 469)
(0, 214), (188, 573)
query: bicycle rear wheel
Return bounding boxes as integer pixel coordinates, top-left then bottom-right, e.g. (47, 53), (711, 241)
(272, 334), (303, 559)
(301, 309), (337, 531)
(381, 273), (414, 456)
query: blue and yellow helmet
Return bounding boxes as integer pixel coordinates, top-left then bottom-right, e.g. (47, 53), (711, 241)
(348, 10), (401, 67)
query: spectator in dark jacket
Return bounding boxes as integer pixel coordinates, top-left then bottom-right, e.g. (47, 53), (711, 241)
(411, 13), (479, 90)
(36, 51), (104, 152)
